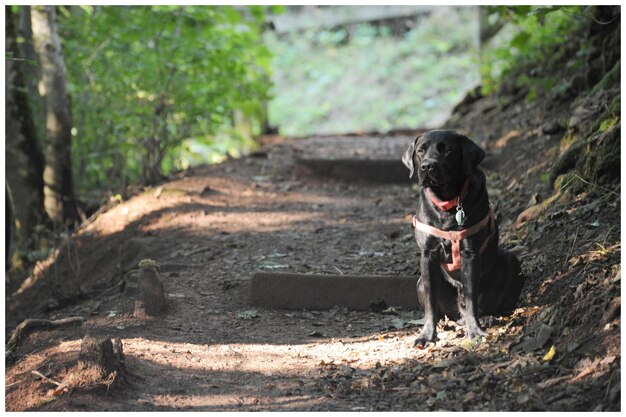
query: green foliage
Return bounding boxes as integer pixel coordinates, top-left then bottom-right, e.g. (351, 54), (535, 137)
(58, 6), (271, 196)
(267, 8), (480, 136)
(480, 6), (585, 97)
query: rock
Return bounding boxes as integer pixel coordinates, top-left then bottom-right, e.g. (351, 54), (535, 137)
(200, 186), (219, 197)
(601, 297), (620, 325)
(568, 104), (595, 131)
(541, 121), (563, 135)
(514, 204), (543, 229)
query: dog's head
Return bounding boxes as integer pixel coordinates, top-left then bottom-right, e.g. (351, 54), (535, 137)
(402, 130), (485, 188)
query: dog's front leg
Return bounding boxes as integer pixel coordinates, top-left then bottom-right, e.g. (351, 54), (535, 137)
(413, 252), (442, 347)
(461, 255), (486, 340)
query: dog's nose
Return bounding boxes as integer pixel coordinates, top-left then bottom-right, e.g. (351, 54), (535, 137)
(420, 161), (435, 172)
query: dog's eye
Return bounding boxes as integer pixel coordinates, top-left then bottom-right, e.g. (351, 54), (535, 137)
(436, 143), (449, 154)
(416, 147), (425, 155)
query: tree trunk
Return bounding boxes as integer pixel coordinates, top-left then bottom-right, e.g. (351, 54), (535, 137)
(17, 6), (45, 139)
(477, 6), (505, 83)
(31, 5), (78, 226)
(5, 6), (47, 250)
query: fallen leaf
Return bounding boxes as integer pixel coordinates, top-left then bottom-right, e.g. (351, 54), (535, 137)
(461, 336), (483, 350)
(52, 384), (69, 397)
(432, 359), (454, 369)
(512, 323), (553, 353)
(516, 392), (530, 404)
(436, 390), (448, 401)
(571, 357), (604, 382)
(257, 260), (290, 270)
(237, 310), (259, 320)
(381, 306), (399, 315)
(600, 355), (617, 366)
(390, 318), (406, 329)
(35, 397), (57, 407)
(543, 346), (556, 361)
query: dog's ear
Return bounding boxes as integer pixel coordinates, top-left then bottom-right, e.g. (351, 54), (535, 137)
(402, 136), (421, 179)
(459, 134), (485, 175)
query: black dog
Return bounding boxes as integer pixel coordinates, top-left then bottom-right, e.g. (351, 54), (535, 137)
(402, 130), (524, 347)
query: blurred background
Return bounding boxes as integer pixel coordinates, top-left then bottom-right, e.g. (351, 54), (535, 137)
(266, 6), (480, 136)
(6, 5), (591, 262)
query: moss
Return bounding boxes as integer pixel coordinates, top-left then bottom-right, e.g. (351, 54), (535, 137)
(550, 140), (584, 187)
(138, 258), (160, 270)
(599, 117), (619, 132)
(608, 95), (620, 117)
(553, 173), (577, 191)
(577, 122), (620, 188)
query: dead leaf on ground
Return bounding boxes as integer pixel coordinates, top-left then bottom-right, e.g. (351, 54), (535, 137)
(237, 310), (259, 320)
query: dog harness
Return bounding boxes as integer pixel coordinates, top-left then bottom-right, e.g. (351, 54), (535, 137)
(412, 179), (496, 272)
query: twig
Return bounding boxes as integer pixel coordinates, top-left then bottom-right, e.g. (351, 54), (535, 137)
(505, 365), (556, 381)
(604, 367), (616, 401)
(572, 174), (620, 198)
(94, 280), (124, 298)
(31, 370), (61, 386)
(333, 266), (345, 275)
(602, 225), (615, 246)
(5, 379), (27, 389)
(563, 225), (580, 269)
(518, 250), (539, 260)
(80, 198), (120, 229)
(7, 317), (85, 351)
(186, 246), (213, 257)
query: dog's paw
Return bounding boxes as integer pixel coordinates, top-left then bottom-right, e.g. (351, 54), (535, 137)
(413, 331), (436, 349)
(466, 325), (486, 341)
(480, 315), (496, 328)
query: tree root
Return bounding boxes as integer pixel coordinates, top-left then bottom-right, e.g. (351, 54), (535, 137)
(6, 316), (85, 352)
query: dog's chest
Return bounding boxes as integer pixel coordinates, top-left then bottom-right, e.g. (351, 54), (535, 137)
(438, 241), (463, 285)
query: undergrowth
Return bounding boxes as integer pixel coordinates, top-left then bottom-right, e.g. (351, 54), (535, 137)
(266, 7), (480, 136)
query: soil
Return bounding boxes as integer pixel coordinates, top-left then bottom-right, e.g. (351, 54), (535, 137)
(5, 28), (621, 412)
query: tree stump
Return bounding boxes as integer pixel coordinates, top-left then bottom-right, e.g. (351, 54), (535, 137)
(134, 259), (166, 318)
(78, 336), (125, 377)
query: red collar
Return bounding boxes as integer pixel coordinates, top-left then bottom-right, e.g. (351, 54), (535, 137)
(426, 178), (470, 211)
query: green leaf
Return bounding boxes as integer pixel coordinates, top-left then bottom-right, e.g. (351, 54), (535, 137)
(511, 31), (531, 49)
(529, 7), (560, 17)
(59, 5), (272, 194)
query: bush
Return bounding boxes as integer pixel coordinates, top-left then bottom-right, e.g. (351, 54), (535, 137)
(480, 6), (586, 96)
(59, 6), (272, 195)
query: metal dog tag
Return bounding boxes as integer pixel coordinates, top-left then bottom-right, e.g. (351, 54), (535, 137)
(456, 208), (465, 226)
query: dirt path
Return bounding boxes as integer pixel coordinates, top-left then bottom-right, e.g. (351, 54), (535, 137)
(5, 127), (620, 410)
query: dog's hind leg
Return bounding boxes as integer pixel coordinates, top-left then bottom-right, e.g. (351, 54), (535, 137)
(479, 250), (525, 316)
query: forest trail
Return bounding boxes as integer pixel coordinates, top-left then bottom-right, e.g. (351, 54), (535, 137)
(5, 109), (620, 410)
(4, 5), (621, 412)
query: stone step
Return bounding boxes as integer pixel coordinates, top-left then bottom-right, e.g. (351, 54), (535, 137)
(293, 158), (410, 183)
(250, 272), (419, 311)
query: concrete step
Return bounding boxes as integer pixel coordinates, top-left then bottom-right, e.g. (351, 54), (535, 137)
(250, 272), (419, 311)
